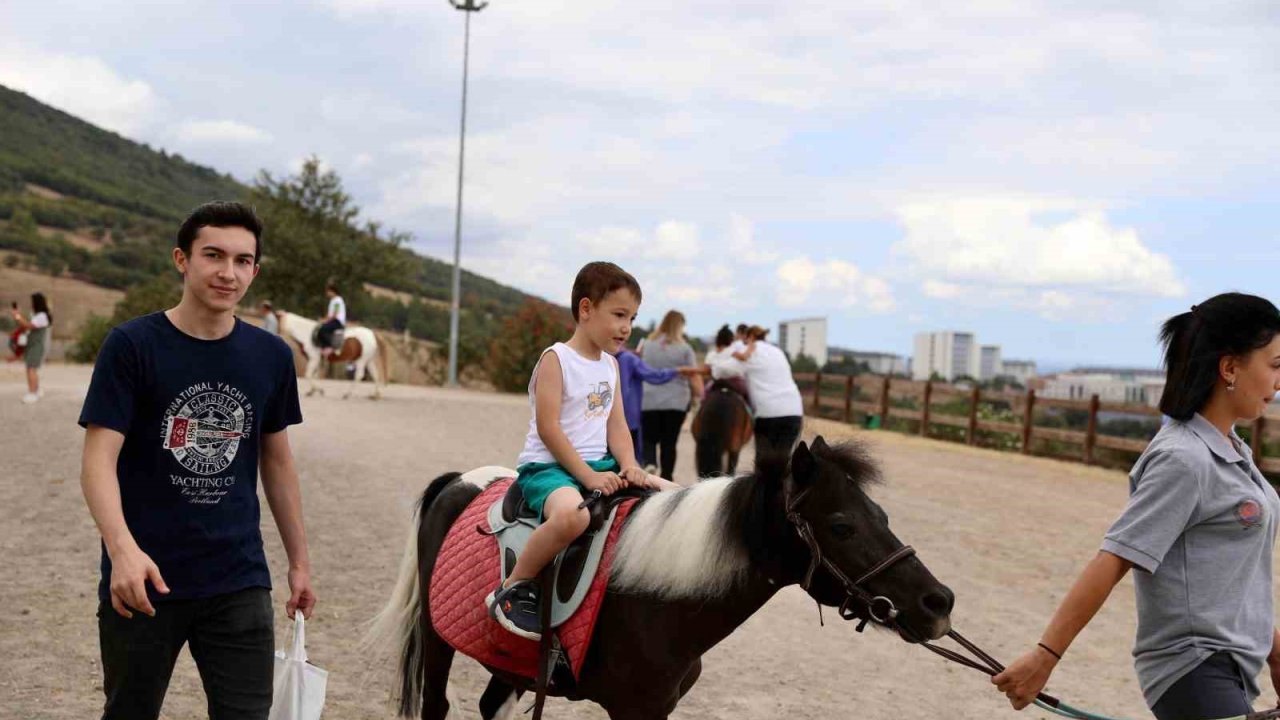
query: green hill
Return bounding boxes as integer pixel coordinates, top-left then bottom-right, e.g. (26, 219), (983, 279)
(0, 83), (542, 321)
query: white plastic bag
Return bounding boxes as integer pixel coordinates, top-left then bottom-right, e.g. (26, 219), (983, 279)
(268, 614), (328, 720)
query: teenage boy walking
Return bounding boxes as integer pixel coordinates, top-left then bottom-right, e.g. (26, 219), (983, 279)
(79, 201), (316, 719)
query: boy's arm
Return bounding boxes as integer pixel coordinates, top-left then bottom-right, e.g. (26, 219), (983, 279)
(82, 425), (169, 618)
(260, 429), (316, 619)
(534, 353), (621, 493)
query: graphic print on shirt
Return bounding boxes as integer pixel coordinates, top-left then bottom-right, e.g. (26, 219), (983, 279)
(161, 382), (255, 505)
(585, 381), (613, 419)
(1236, 498), (1263, 528)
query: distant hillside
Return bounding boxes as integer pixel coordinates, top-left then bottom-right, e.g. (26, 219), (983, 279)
(0, 83), (543, 320)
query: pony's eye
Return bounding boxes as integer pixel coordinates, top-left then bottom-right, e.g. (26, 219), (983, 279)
(830, 522), (855, 540)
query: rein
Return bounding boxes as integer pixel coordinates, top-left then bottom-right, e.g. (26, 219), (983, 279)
(783, 484), (1142, 720)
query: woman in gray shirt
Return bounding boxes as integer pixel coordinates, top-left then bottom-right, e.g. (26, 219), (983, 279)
(640, 310), (698, 481)
(995, 293), (1280, 719)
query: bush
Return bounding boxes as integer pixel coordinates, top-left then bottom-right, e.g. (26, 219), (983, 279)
(70, 275), (182, 362)
(485, 299), (574, 392)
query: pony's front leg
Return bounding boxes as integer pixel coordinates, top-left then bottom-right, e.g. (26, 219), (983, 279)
(305, 355), (324, 397)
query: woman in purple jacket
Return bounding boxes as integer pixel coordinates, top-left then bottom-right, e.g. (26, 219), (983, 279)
(615, 347), (696, 468)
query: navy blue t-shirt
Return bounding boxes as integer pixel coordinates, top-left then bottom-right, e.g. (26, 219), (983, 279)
(78, 312), (303, 602)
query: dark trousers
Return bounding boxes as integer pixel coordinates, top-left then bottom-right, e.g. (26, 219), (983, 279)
(754, 415), (803, 456)
(1151, 652), (1251, 720)
(317, 318), (343, 348)
(98, 587), (274, 720)
(641, 409), (687, 480)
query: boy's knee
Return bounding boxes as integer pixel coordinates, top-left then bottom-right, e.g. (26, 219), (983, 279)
(551, 507), (590, 536)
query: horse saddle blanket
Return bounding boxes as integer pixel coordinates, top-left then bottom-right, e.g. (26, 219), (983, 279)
(311, 325), (345, 350)
(429, 477), (641, 680)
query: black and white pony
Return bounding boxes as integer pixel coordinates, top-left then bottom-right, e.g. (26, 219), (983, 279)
(367, 437), (955, 719)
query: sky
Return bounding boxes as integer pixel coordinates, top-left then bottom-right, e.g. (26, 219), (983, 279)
(1, 1), (1276, 370)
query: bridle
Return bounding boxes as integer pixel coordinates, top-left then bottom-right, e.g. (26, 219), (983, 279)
(782, 478), (1119, 720)
(784, 482), (916, 630)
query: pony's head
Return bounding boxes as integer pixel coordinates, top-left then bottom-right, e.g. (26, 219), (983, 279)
(755, 436), (954, 641)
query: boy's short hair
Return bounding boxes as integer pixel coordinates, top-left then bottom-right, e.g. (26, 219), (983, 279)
(177, 201), (263, 261)
(736, 323), (749, 335)
(571, 262), (642, 322)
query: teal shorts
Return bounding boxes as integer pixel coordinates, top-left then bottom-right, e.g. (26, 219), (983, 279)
(516, 456), (619, 520)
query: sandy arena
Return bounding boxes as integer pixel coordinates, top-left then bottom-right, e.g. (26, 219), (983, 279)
(5, 363), (1269, 719)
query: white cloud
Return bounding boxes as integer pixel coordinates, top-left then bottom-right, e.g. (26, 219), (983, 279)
(776, 256), (895, 312)
(176, 119), (272, 145)
(728, 214), (779, 266)
(895, 196), (1186, 299)
(0, 45), (158, 135)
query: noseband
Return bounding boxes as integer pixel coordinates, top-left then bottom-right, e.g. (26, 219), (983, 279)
(784, 483), (916, 630)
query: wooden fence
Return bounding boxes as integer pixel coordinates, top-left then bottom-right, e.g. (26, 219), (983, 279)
(793, 372), (1280, 475)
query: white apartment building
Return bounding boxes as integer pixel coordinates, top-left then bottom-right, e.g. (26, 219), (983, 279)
(778, 317), (828, 367)
(912, 331), (980, 381)
(1040, 368), (1165, 407)
(979, 345), (1003, 381)
(1000, 359), (1038, 385)
(843, 350), (908, 376)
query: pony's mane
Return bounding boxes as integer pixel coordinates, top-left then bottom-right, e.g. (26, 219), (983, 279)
(610, 439), (879, 600)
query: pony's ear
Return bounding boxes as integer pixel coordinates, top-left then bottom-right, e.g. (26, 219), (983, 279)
(811, 435), (829, 454)
(790, 440), (816, 488)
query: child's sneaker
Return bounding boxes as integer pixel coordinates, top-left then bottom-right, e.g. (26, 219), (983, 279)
(486, 580), (542, 641)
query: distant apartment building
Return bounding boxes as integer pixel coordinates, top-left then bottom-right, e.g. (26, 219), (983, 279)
(912, 331), (979, 382)
(1040, 367), (1165, 407)
(832, 350), (908, 376)
(1000, 359), (1038, 385)
(778, 317), (828, 367)
(979, 345), (1003, 381)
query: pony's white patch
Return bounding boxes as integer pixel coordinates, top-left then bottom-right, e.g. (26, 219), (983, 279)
(460, 466), (517, 490)
(491, 691), (519, 720)
(610, 477), (750, 599)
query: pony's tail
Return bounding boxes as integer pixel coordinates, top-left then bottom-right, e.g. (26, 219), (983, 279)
(696, 425), (727, 476)
(364, 471), (460, 717)
(376, 331), (391, 390)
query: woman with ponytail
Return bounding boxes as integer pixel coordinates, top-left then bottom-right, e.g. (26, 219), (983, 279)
(994, 293), (1280, 719)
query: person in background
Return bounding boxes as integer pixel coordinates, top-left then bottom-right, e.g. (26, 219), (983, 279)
(735, 325), (804, 453)
(317, 281), (345, 357)
(615, 345), (697, 458)
(702, 324), (750, 402)
(994, 293), (1280, 720)
(260, 301), (278, 335)
(639, 310), (700, 480)
(11, 292), (52, 404)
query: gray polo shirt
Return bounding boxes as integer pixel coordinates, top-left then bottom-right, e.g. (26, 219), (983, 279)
(1101, 413), (1280, 708)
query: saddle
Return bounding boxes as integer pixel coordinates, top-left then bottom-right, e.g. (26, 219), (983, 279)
(311, 325), (345, 350)
(487, 481), (650, 629)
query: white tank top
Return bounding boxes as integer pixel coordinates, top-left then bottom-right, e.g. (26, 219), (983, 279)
(517, 343), (618, 466)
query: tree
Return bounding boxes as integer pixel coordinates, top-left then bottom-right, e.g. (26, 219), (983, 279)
(485, 300), (574, 392)
(791, 352), (819, 373)
(249, 157), (410, 317)
(71, 275), (183, 361)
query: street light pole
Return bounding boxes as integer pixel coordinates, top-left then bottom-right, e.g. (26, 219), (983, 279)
(446, 0), (487, 387)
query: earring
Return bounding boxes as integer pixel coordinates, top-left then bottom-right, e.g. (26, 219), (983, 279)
(1227, 379), (1237, 392)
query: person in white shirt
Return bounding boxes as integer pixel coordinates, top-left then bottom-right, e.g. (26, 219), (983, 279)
(318, 281), (346, 357)
(735, 325), (804, 453)
(11, 292), (52, 404)
(701, 324), (749, 401)
(260, 301), (279, 335)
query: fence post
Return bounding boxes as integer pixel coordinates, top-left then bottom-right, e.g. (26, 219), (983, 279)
(843, 375), (854, 424)
(967, 385), (981, 446)
(920, 380), (933, 437)
(1084, 394), (1100, 464)
(1252, 415), (1266, 458)
(878, 376), (891, 428)
(1021, 389), (1037, 454)
(812, 371), (823, 413)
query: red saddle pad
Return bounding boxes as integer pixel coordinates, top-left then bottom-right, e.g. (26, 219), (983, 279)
(429, 477), (637, 680)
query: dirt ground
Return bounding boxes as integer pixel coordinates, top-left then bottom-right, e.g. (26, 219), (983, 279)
(3, 363), (1275, 719)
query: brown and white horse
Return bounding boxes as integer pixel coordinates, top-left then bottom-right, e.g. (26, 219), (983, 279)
(278, 311), (387, 399)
